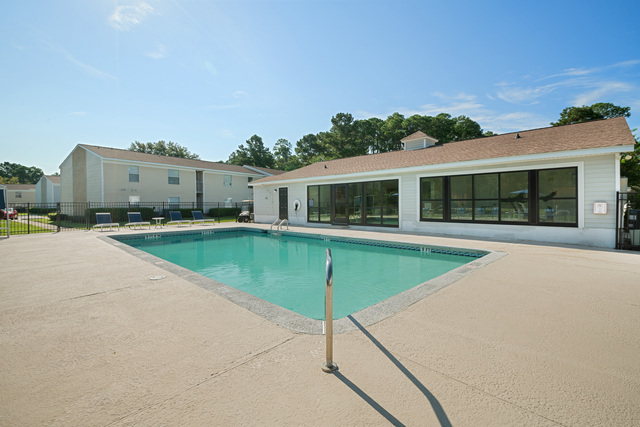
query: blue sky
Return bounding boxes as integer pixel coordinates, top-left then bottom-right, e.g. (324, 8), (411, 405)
(2, 0), (639, 174)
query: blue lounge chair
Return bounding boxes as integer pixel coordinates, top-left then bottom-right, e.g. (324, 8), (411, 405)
(167, 211), (191, 226)
(93, 212), (119, 231)
(125, 212), (151, 230)
(191, 211), (215, 226)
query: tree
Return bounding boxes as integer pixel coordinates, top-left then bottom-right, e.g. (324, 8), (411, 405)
(550, 102), (631, 126)
(227, 135), (275, 168)
(295, 134), (326, 165)
(0, 162), (44, 184)
(129, 141), (200, 159)
(321, 113), (369, 159)
(621, 130), (640, 188)
(273, 139), (301, 171)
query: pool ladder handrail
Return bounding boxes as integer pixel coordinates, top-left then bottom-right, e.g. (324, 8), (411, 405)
(270, 218), (289, 234)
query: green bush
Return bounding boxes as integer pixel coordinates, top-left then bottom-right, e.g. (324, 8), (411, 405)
(29, 207), (57, 214)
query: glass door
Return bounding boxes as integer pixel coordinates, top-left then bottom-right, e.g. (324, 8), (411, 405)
(332, 184), (348, 224)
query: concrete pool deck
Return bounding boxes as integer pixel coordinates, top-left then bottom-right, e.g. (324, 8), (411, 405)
(1, 224), (639, 426)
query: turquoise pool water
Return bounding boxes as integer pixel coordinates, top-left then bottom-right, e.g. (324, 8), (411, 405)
(122, 230), (483, 320)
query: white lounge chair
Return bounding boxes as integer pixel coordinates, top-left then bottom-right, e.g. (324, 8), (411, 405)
(93, 212), (119, 231)
(191, 211), (215, 226)
(125, 212), (151, 230)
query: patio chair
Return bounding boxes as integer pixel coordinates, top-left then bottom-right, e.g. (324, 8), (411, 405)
(191, 211), (215, 226)
(93, 212), (119, 231)
(167, 211), (192, 227)
(124, 212), (151, 230)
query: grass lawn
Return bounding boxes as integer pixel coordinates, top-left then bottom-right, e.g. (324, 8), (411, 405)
(0, 219), (54, 235)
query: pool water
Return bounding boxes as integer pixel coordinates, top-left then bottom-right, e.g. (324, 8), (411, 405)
(124, 231), (482, 320)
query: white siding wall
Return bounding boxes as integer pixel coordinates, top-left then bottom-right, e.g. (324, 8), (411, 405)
(254, 153), (621, 248)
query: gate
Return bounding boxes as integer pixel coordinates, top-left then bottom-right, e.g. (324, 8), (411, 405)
(616, 191), (640, 251)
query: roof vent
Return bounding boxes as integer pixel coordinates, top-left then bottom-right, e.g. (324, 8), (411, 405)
(400, 131), (439, 151)
(514, 133), (521, 139)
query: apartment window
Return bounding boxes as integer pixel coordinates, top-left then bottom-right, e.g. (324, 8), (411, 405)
(224, 175), (232, 188)
(168, 169), (179, 185)
(247, 177), (253, 188)
(128, 166), (139, 183)
(15, 191), (22, 199)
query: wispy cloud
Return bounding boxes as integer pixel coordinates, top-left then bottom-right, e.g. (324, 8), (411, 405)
(145, 43), (166, 59)
(43, 40), (117, 80)
(108, 2), (155, 31)
(572, 81), (634, 106)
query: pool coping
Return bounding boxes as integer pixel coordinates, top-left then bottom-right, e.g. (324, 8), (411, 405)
(100, 227), (507, 334)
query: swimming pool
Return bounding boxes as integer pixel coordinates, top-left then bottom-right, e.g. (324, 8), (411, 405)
(112, 228), (492, 330)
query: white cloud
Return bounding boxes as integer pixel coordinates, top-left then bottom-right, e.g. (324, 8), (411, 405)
(108, 2), (155, 31)
(571, 81), (634, 106)
(232, 90), (248, 99)
(43, 39), (117, 80)
(146, 43), (166, 59)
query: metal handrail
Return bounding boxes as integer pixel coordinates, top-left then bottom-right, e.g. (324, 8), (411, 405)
(278, 219), (289, 231)
(270, 218), (280, 232)
(322, 248), (338, 372)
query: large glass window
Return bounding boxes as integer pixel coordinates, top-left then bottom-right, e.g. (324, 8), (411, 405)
(168, 169), (180, 185)
(365, 181), (382, 224)
(474, 174), (499, 221)
(450, 175), (472, 220)
(500, 171), (529, 222)
(348, 183), (363, 224)
(128, 166), (139, 183)
(381, 180), (399, 225)
(420, 177), (444, 220)
(308, 185), (331, 223)
(538, 168), (577, 224)
(419, 167), (577, 227)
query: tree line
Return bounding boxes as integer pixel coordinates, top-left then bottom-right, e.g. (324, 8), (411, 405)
(226, 111), (492, 171)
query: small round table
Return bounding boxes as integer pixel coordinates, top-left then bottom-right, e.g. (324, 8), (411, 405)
(152, 217), (164, 228)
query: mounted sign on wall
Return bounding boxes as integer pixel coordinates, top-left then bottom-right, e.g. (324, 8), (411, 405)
(593, 202), (608, 214)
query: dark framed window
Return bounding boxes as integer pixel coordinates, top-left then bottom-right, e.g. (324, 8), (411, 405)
(307, 184), (331, 223)
(419, 167), (578, 227)
(537, 168), (577, 224)
(420, 177), (444, 220)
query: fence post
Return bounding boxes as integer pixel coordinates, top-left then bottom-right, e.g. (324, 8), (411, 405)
(27, 202), (30, 234)
(56, 202), (61, 232)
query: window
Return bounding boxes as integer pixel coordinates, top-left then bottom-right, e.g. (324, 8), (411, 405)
(538, 168), (577, 224)
(224, 175), (232, 188)
(168, 169), (179, 185)
(128, 166), (139, 183)
(307, 184), (331, 223)
(248, 177), (253, 188)
(419, 167), (578, 227)
(420, 177), (444, 220)
(500, 171), (529, 222)
(15, 191), (22, 199)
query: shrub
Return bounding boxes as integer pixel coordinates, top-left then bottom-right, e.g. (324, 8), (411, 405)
(208, 207), (240, 217)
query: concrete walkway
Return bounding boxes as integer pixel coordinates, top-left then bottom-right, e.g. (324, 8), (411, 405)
(1, 225), (639, 426)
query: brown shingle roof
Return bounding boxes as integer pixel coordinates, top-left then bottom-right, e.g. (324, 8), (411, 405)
(45, 175), (61, 184)
(5, 184), (36, 190)
(253, 117), (635, 184)
(79, 144), (281, 176)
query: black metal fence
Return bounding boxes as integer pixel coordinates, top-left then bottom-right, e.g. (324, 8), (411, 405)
(4, 201), (254, 235)
(616, 191), (640, 251)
